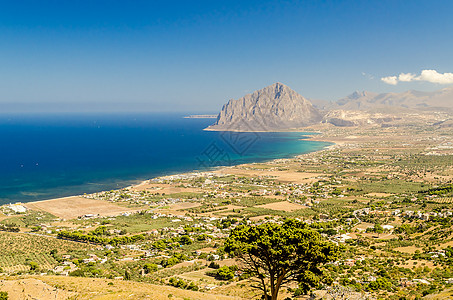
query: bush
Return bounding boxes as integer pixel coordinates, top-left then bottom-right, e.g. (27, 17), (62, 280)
(168, 278), (198, 291)
(28, 261), (39, 271)
(57, 230), (145, 245)
(366, 224), (384, 234)
(180, 235), (192, 245)
(367, 277), (392, 291)
(196, 234), (207, 241)
(206, 266), (235, 281)
(143, 263), (158, 273)
(216, 266), (235, 280)
(0, 292), (7, 300)
(165, 257), (180, 267)
(187, 282), (198, 291)
(69, 269), (85, 277)
(124, 270), (131, 280)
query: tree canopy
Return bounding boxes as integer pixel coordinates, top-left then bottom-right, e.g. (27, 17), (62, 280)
(224, 219), (340, 300)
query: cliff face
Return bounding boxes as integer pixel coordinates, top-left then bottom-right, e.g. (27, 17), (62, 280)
(206, 83), (323, 131)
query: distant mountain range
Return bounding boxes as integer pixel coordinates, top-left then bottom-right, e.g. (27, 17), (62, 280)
(206, 83), (453, 131)
(327, 87), (453, 111)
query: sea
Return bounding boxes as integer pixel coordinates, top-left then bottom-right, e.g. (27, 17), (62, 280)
(0, 113), (332, 205)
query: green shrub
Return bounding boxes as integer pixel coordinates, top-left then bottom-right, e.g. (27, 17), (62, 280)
(206, 265), (235, 281)
(143, 263), (158, 273)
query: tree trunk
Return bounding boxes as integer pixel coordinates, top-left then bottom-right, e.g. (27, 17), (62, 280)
(271, 273), (285, 300)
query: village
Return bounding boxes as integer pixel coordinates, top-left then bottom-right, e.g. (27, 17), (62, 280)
(1, 123), (453, 299)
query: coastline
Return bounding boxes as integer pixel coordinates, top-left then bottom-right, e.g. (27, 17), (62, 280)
(203, 127), (324, 133)
(11, 131), (336, 218)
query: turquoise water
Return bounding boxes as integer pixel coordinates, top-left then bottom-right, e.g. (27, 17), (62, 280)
(0, 113), (331, 204)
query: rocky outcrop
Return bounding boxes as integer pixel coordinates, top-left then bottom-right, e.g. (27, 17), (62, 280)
(206, 83), (323, 131)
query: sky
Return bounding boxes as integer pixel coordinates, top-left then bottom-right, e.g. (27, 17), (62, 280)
(1, 0), (453, 113)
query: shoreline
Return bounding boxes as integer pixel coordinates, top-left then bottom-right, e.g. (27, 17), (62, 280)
(203, 127), (324, 133)
(8, 131), (336, 215)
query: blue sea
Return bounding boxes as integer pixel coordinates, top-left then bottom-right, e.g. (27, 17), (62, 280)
(0, 113), (331, 204)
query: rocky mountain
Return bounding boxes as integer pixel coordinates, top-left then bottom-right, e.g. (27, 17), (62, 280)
(205, 83), (323, 131)
(206, 83), (453, 131)
(329, 87), (453, 111)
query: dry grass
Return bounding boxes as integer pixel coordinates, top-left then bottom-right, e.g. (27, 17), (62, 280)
(394, 246), (422, 254)
(436, 240), (453, 249)
(365, 192), (393, 197)
(353, 222), (374, 231)
(38, 275), (243, 300)
(249, 215), (273, 221)
(24, 196), (137, 220)
(0, 212), (11, 222)
(215, 167), (322, 184)
(169, 202), (202, 210)
(0, 277), (75, 300)
(400, 260), (435, 269)
(255, 201), (305, 212)
(131, 182), (201, 194)
(0, 275), (245, 300)
(177, 269), (219, 285)
(424, 287), (453, 300)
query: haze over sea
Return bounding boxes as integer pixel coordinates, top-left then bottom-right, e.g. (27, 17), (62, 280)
(0, 114), (331, 204)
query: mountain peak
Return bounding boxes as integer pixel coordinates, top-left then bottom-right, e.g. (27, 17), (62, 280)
(349, 90), (372, 99)
(270, 82), (286, 87)
(206, 83), (322, 131)
(259, 82), (291, 93)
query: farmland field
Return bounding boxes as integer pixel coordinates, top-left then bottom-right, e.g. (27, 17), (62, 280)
(0, 232), (88, 272)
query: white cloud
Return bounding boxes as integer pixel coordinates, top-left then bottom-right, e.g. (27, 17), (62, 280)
(418, 69), (453, 84)
(398, 73), (416, 82)
(381, 76), (398, 85)
(381, 69), (453, 85)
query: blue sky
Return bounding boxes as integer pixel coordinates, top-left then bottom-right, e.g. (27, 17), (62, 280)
(1, 0), (453, 112)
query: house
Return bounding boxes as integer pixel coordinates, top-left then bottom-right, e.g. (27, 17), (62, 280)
(147, 229), (159, 235)
(413, 279), (430, 285)
(344, 259), (355, 266)
(7, 204), (27, 213)
(382, 225), (394, 231)
(400, 279), (416, 287)
(333, 234), (353, 243)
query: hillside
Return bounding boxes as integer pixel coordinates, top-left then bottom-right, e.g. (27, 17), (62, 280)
(2, 120), (453, 299)
(0, 275), (242, 300)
